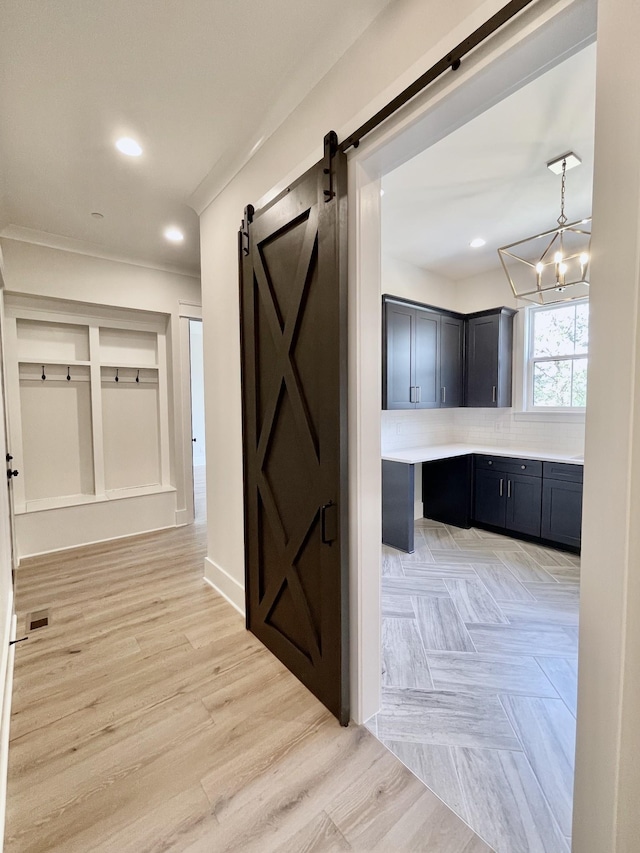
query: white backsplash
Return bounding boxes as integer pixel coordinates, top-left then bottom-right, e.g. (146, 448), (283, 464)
(382, 408), (585, 456)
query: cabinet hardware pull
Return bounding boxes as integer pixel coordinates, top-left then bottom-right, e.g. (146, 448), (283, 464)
(521, 465), (526, 470)
(492, 385), (497, 403)
(507, 480), (512, 499)
(487, 460), (493, 465)
(441, 386), (446, 403)
(499, 478), (503, 497)
(409, 386), (415, 403)
(416, 386), (421, 403)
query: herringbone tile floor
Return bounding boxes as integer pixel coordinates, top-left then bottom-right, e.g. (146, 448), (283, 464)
(369, 519), (579, 853)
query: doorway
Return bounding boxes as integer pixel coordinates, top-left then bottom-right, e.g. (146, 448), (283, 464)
(347, 4), (596, 852)
(189, 319), (206, 524)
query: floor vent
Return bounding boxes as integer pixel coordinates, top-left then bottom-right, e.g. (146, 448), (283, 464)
(27, 610), (50, 631)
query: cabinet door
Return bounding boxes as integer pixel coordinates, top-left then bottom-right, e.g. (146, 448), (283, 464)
(422, 455), (472, 528)
(384, 302), (414, 409)
(542, 479), (583, 548)
(506, 473), (542, 537)
(440, 315), (463, 408)
(465, 315), (499, 407)
(414, 309), (439, 409)
(474, 468), (506, 528)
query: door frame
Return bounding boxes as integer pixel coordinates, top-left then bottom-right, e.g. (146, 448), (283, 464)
(348, 0), (596, 722)
(177, 302), (202, 526)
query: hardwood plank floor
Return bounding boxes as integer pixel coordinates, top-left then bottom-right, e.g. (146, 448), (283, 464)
(370, 520), (579, 853)
(5, 475), (489, 853)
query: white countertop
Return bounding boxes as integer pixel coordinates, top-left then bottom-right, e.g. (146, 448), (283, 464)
(382, 443), (584, 465)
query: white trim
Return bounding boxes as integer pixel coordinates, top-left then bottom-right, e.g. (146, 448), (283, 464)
(178, 301), (202, 320)
(0, 609), (16, 853)
(0, 226), (200, 281)
(349, 0), (596, 727)
(203, 558), (245, 616)
(178, 316), (196, 526)
(175, 508), (190, 526)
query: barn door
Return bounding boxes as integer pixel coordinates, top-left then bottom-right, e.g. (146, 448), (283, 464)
(239, 132), (348, 724)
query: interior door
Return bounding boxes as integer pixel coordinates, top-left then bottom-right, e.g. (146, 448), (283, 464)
(239, 132), (349, 724)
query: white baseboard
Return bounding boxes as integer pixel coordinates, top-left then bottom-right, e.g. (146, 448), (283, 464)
(175, 508), (191, 526)
(18, 523), (177, 560)
(203, 557), (245, 616)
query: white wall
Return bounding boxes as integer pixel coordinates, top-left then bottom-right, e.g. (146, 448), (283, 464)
(199, 0), (639, 847)
(455, 265), (518, 313)
(382, 255), (459, 310)
(0, 238), (201, 552)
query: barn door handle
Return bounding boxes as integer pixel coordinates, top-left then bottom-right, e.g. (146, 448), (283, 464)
(321, 500), (337, 545)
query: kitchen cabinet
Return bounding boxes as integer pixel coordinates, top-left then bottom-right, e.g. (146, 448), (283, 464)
(422, 455), (472, 528)
(473, 456), (542, 538)
(382, 297), (462, 410)
(440, 315), (464, 407)
(465, 307), (516, 408)
(541, 462), (583, 548)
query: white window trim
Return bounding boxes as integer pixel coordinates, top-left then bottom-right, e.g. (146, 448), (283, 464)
(518, 297), (589, 416)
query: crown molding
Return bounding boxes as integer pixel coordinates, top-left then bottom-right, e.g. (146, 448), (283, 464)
(0, 225), (200, 281)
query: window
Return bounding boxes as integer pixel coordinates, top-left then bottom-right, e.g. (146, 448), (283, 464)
(526, 298), (589, 410)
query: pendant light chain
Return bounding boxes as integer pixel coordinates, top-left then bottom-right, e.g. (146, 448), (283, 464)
(557, 157), (568, 227)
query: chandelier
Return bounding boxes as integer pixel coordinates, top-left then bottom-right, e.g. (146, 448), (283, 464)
(498, 153), (591, 305)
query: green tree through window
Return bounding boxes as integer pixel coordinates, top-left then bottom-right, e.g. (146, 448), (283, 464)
(529, 300), (589, 408)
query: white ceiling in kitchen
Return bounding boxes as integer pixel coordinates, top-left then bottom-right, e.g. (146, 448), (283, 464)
(381, 43), (596, 282)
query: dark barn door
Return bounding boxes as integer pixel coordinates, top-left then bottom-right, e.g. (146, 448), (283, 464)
(239, 132), (349, 724)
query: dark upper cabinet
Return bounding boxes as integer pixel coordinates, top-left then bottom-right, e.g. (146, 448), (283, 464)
(465, 307), (516, 408)
(383, 297), (462, 410)
(414, 309), (440, 408)
(384, 301), (414, 409)
(440, 316), (464, 408)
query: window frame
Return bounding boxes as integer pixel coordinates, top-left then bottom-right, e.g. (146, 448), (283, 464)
(524, 296), (589, 414)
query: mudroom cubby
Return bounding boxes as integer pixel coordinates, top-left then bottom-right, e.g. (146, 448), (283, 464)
(4, 295), (175, 556)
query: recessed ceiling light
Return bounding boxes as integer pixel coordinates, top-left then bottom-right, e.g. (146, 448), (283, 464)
(91, 212), (104, 219)
(164, 226), (184, 243)
(116, 137), (143, 157)
(469, 237), (486, 248)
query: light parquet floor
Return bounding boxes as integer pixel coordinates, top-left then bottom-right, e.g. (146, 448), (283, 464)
(370, 518), (580, 853)
(5, 472), (490, 853)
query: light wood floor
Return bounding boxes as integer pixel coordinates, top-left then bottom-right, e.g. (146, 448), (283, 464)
(370, 518), (580, 853)
(5, 479), (490, 852)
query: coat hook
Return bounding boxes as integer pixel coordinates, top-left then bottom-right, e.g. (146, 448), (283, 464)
(136, 369), (140, 384)
(115, 368), (119, 383)
(41, 366), (46, 381)
(67, 366), (71, 381)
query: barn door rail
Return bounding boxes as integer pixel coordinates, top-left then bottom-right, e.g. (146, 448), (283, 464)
(339, 0), (536, 153)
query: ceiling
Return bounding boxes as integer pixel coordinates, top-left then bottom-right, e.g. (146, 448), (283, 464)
(0, 0), (392, 277)
(381, 43), (597, 281)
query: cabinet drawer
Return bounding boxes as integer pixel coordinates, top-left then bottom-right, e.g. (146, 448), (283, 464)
(542, 461), (584, 483)
(475, 455), (542, 477)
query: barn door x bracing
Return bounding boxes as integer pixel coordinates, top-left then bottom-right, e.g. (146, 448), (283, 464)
(239, 132), (349, 724)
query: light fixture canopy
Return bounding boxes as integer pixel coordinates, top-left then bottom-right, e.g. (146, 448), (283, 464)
(498, 153), (591, 305)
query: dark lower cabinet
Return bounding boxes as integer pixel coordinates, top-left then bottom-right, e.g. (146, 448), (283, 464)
(473, 455), (543, 539)
(422, 455), (472, 528)
(473, 468), (506, 528)
(506, 474), (543, 537)
(542, 478), (583, 549)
